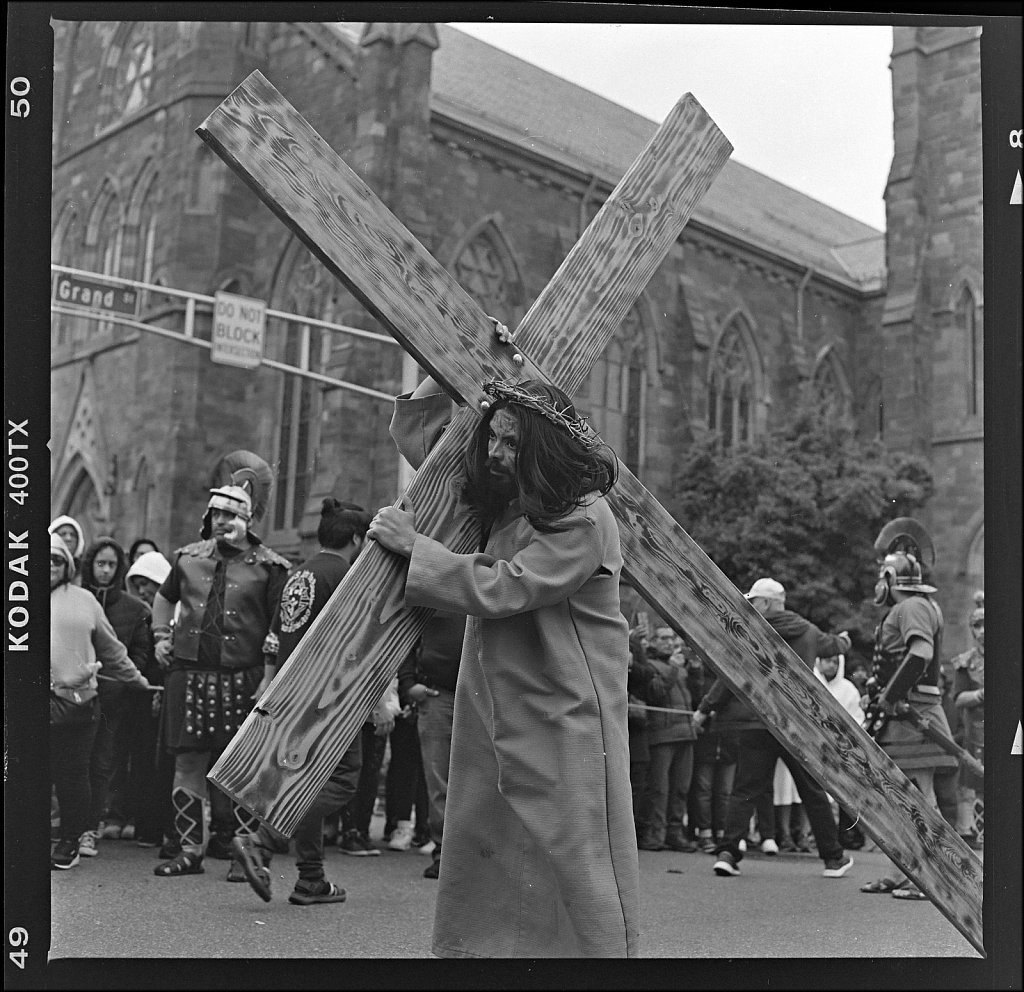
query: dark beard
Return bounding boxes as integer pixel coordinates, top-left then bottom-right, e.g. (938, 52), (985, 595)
(483, 464), (517, 502)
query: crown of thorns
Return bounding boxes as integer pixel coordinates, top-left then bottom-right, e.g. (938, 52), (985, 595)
(482, 378), (599, 449)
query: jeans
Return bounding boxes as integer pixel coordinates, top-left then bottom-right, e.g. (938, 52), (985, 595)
(385, 714), (427, 832)
(341, 723), (386, 837)
(104, 688), (162, 834)
(417, 689), (455, 852)
(88, 681), (131, 827)
(51, 698), (100, 841)
(717, 729), (842, 864)
(259, 733), (362, 881)
(691, 759), (736, 835)
(641, 740), (693, 841)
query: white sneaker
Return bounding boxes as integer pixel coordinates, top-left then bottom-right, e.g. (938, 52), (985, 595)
(760, 838), (780, 855)
(78, 830), (100, 857)
(387, 820), (414, 851)
(738, 839), (747, 853)
(417, 839), (437, 856)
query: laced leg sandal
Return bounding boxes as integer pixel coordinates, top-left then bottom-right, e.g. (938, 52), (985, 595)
(155, 787), (205, 876)
(154, 850), (205, 876)
(230, 836), (272, 901)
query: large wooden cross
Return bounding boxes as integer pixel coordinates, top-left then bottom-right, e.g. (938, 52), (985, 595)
(200, 71), (983, 954)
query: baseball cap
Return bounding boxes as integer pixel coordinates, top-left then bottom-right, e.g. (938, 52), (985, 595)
(745, 577), (786, 602)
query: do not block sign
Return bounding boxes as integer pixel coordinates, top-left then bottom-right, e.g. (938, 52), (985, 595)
(212, 291), (266, 369)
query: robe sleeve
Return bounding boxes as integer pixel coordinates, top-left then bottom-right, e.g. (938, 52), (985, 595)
(404, 509), (605, 619)
(389, 391), (455, 470)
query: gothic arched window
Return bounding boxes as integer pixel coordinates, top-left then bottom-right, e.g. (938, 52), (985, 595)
(271, 248), (335, 533)
(708, 318), (757, 448)
(126, 162), (159, 285)
(88, 181), (123, 278)
(812, 349), (852, 422)
(573, 306), (646, 472)
(861, 376), (884, 440)
(955, 285), (981, 418)
(113, 24), (155, 120)
(453, 231), (513, 320)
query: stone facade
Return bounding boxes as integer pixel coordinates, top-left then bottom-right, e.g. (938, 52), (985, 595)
(49, 21), (982, 653)
(883, 25), (984, 651)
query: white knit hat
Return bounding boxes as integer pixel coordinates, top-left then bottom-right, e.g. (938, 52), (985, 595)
(126, 549), (171, 586)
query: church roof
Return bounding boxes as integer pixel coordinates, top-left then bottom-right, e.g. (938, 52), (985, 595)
(327, 22), (885, 291)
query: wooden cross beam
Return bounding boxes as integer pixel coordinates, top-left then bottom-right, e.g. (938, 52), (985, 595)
(200, 71), (983, 954)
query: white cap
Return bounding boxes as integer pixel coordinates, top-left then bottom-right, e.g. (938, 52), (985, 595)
(745, 577), (786, 602)
(126, 550), (171, 586)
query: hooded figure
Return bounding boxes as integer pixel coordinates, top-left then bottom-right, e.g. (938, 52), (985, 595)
(49, 532), (152, 869)
(49, 515), (86, 582)
(126, 550), (172, 608)
(81, 538), (156, 681)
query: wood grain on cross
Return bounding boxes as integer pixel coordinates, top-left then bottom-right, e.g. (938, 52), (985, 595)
(200, 72), (982, 954)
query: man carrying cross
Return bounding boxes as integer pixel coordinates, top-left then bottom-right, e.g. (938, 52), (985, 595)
(370, 350), (640, 958)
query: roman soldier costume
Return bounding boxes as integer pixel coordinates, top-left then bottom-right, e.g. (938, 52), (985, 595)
(864, 518), (957, 773)
(153, 452), (290, 876)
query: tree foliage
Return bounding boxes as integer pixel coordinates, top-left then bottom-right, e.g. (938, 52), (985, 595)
(667, 402), (934, 656)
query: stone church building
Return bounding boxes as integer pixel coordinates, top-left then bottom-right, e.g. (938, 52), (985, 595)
(49, 21), (984, 653)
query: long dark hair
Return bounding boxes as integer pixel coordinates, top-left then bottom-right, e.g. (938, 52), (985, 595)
(461, 381), (618, 533)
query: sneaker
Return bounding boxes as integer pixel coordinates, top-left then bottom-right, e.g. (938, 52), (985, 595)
(713, 851), (741, 876)
(423, 859), (440, 879)
(822, 855), (854, 878)
(289, 878), (347, 905)
(338, 830), (377, 857)
(760, 838), (780, 856)
(411, 830), (431, 849)
(78, 830), (99, 858)
(699, 836), (718, 854)
(99, 821), (123, 840)
(388, 820), (415, 851)
(358, 834), (380, 856)
(119, 823), (135, 841)
(417, 839), (437, 856)
(738, 839), (747, 853)
(51, 839), (80, 870)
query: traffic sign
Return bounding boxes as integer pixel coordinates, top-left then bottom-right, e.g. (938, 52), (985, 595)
(52, 272), (139, 316)
(212, 291), (266, 369)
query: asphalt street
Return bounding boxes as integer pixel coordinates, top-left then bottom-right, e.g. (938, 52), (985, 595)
(48, 814), (981, 972)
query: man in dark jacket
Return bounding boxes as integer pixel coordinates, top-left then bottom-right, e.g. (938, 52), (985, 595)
(397, 610), (468, 878)
(79, 537), (155, 857)
(696, 578), (854, 880)
(231, 499), (390, 904)
(638, 624), (699, 851)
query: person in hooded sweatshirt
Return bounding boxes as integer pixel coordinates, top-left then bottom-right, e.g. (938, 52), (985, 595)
(77, 537), (156, 857)
(124, 550), (176, 851)
(49, 514), (86, 583)
(694, 577), (855, 881)
(50, 533), (153, 870)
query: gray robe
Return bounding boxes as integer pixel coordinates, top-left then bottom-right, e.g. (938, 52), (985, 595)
(392, 393), (640, 958)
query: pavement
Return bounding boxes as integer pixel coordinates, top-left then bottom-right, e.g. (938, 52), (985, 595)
(48, 817), (983, 969)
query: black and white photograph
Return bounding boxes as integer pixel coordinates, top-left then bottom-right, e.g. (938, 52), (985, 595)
(4, 2), (1021, 988)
